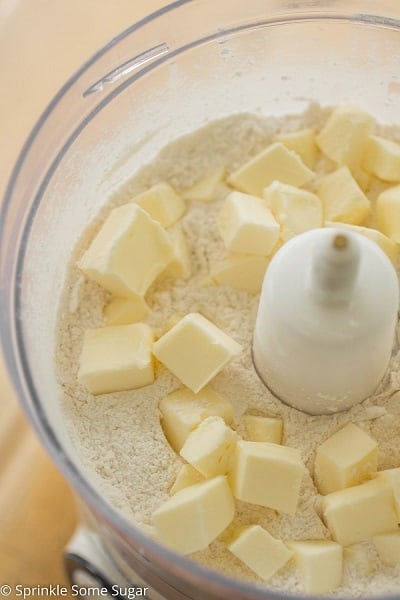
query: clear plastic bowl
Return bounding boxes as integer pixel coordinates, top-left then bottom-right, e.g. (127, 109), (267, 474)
(1, 1), (400, 598)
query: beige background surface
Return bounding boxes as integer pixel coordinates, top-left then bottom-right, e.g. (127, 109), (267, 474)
(0, 0), (165, 591)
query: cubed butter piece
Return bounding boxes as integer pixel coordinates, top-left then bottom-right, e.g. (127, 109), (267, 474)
(287, 540), (343, 594)
(153, 313), (242, 393)
(228, 142), (314, 197)
(317, 166), (371, 224)
(314, 423), (378, 495)
(210, 254), (269, 294)
(162, 225), (191, 280)
(316, 105), (374, 169)
(159, 386), (234, 452)
(243, 415), (283, 444)
(170, 464), (205, 494)
(373, 531), (400, 566)
(362, 135), (400, 182)
(228, 525), (292, 581)
(104, 296), (150, 325)
(276, 128), (318, 169)
(229, 441), (305, 514)
(376, 185), (400, 243)
(352, 166), (372, 192)
(322, 478), (398, 546)
(376, 468), (400, 521)
(130, 182), (185, 227)
(153, 475), (235, 554)
(78, 323), (154, 395)
(217, 191), (280, 255)
(263, 182), (322, 241)
(180, 416), (239, 478)
(184, 167), (225, 202)
(78, 204), (173, 298)
(325, 221), (398, 265)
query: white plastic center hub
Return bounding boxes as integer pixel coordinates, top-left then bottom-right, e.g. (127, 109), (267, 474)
(252, 228), (399, 415)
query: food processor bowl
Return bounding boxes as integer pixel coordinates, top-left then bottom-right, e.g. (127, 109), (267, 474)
(2, 1), (400, 598)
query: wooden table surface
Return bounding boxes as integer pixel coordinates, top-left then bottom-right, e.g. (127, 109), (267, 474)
(0, 0), (164, 592)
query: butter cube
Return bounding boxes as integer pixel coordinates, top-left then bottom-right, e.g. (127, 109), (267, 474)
(322, 478), (398, 546)
(229, 441), (305, 513)
(153, 475), (235, 554)
(287, 540), (343, 594)
(170, 464), (205, 495)
(317, 166), (371, 224)
(373, 531), (400, 566)
(316, 105), (374, 169)
(78, 323), (154, 395)
(159, 386), (234, 452)
(184, 167), (225, 202)
(104, 296), (150, 325)
(130, 182), (185, 227)
(217, 191), (280, 255)
(210, 255), (269, 294)
(78, 204), (173, 298)
(276, 128), (318, 169)
(162, 225), (191, 280)
(228, 525), (292, 581)
(263, 182), (322, 241)
(376, 468), (400, 520)
(362, 135), (400, 182)
(153, 313), (242, 393)
(228, 142), (314, 197)
(376, 186), (400, 242)
(352, 166), (372, 192)
(314, 424), (378, 495)
(180, 416), (239, 478)
(243, 415), (283, 444)
(325, 221), (398, 265)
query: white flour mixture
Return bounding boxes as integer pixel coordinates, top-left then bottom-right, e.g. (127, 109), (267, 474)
(56, 105), (400, 596)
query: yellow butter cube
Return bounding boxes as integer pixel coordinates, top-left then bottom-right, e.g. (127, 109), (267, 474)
(264, 181), (322, 241)
(376, 185), (400, 242)
(314, 424), (378, 495)
(228, 142), (314, 197)
(287, 540), (343, 594)
(322, 478), (398, 546)
(373, 531), (400, 566)
(316, 105), (374, 169)
(153, 476), (235, 554)
(217, 191), (280, 255)
(352, 166), (372, 192)
(276, 128), (318, 169)
(130, 182), (185, 227)
(325, 221), (398, 265)
(317, 166), (371, 224)
(162, 225), (191, 280)
(362, 135), (400, 182)
(184, 167), (225, 202)
(243, 415), (283, 444)
(78, 323), (154, 395)
(170, 464), (205, 495)
(229, 441), (305, 514)
(153, 313), (242, 393)
(78, 204), (173, 298)
(104, 296), (150, 325)
(159, 386), (234, 453)
(210, 254), (269, 294)
(376, 468), (400, 521)
(180, 416), (239, 478)
(228, 525), (292, 581)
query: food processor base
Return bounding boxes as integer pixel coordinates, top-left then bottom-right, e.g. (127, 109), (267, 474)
(65, 527), (168, 600)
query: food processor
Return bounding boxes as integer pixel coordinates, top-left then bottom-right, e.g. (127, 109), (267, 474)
(2, 1), (400, 598)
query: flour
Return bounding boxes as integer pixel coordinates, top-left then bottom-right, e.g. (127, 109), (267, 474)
(56, 104), (400, 596)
